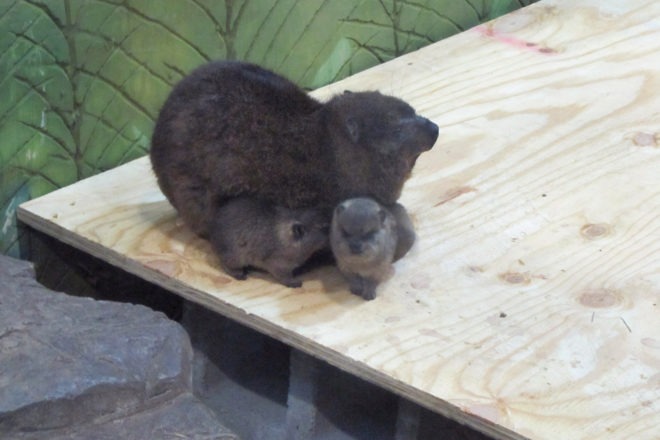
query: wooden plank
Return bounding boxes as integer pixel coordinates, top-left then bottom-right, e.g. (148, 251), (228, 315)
(18, 1), (660, 439)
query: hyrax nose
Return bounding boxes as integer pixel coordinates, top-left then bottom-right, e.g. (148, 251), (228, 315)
(415, 116), (439, 150)
(349, 242), (363, 255)
(426, 119), (439, 139)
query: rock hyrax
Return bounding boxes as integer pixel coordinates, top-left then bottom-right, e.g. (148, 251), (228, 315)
(209, 197), (328, 287)
(330, 198), (400, 300)
(389, 202), (416, 262)
(150, 61), (439, 237)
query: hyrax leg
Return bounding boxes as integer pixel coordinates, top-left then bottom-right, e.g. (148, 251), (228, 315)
(218, 252), (248, 281)
(359, 278), (378, 301)
(346, 274), (377, 300)
(268, 269), (302, 288)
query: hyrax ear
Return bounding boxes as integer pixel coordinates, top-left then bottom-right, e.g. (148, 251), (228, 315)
(345, 117), (359, 143)
(379, 208), (388, 225)
(291, 223), (307, 241)
(335, 201), (348, 215)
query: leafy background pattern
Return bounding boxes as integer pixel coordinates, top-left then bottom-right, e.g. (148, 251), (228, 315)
(1, 0), (537, 257)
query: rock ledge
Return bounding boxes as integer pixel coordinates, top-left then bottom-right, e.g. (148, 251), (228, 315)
(0, 255), (238, 440)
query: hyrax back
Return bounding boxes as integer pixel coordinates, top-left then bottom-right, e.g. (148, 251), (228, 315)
(209, 197), (328, 287)
(389, 202), (416, 262)
(330, 198), (398, 300)
(150, 61), (438, 237)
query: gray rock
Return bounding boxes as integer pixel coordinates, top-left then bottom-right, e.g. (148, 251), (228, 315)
(45, 394), (239, 440)
(0, 255), (237, 439)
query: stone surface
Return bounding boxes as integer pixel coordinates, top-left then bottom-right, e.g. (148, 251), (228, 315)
(0, 255), (237, 439)
(46, 394), (238, 440)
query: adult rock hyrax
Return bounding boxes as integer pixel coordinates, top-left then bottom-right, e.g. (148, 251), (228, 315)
(209, 197), (328, 287)
(330, 197), (402, 300)
(150, 60), (439, 238)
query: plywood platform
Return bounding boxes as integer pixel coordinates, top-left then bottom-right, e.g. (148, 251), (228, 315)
(18, 1), (660, 439)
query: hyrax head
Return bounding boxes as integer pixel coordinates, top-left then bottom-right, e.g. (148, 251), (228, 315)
(331, 198), (393, 257)
(325, 91), (439, 205)
(275, 207), (329, 264)
(328, 91), (439, 159)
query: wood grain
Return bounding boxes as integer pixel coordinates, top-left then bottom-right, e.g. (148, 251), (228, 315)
(18, 1), (660, 439)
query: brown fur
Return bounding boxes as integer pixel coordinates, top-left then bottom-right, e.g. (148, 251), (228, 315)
(389, 202), (416, 262)
(209, 197), (328, 287)
(330, 198), (398, 300)
(150, 61), (438, 238)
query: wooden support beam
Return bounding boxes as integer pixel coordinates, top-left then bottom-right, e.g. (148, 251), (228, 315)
(284, 350), (320, 440)
(395, 399), (421, 440)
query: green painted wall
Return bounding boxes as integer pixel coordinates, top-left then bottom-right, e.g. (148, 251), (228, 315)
(1, 0), (537, 257)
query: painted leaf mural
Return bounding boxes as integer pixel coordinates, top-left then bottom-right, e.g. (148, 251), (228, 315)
(0, 0), (537, 256)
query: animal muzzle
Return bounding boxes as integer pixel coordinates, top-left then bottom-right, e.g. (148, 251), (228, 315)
(349, 242), (363, 255)
(416, 116), (439, 151)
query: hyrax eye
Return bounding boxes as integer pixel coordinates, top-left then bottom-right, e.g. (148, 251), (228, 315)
(386, 111), (399, 121)
(292, 223), (307, 240)
(364, 231), (377, 241)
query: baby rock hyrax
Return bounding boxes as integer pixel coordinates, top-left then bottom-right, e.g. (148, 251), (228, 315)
(210, 197), (328, 287)
(150, 61), (439, 238)
(331, 198), (404, 300)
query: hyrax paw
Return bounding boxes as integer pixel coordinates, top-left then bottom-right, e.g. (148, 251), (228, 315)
(349, 280), (376, 300)
(349, 285), (363, 296)
(348, 278), (364, 296)
(360, 288), (377, 301)
(283, 279), (303, 288)
(225, 267), (247, 280)
(270, 269), (302, 288)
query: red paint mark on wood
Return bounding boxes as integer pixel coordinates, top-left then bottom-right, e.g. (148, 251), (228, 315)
(474, 25), (557, 55)
(434, 186), (477, 207)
